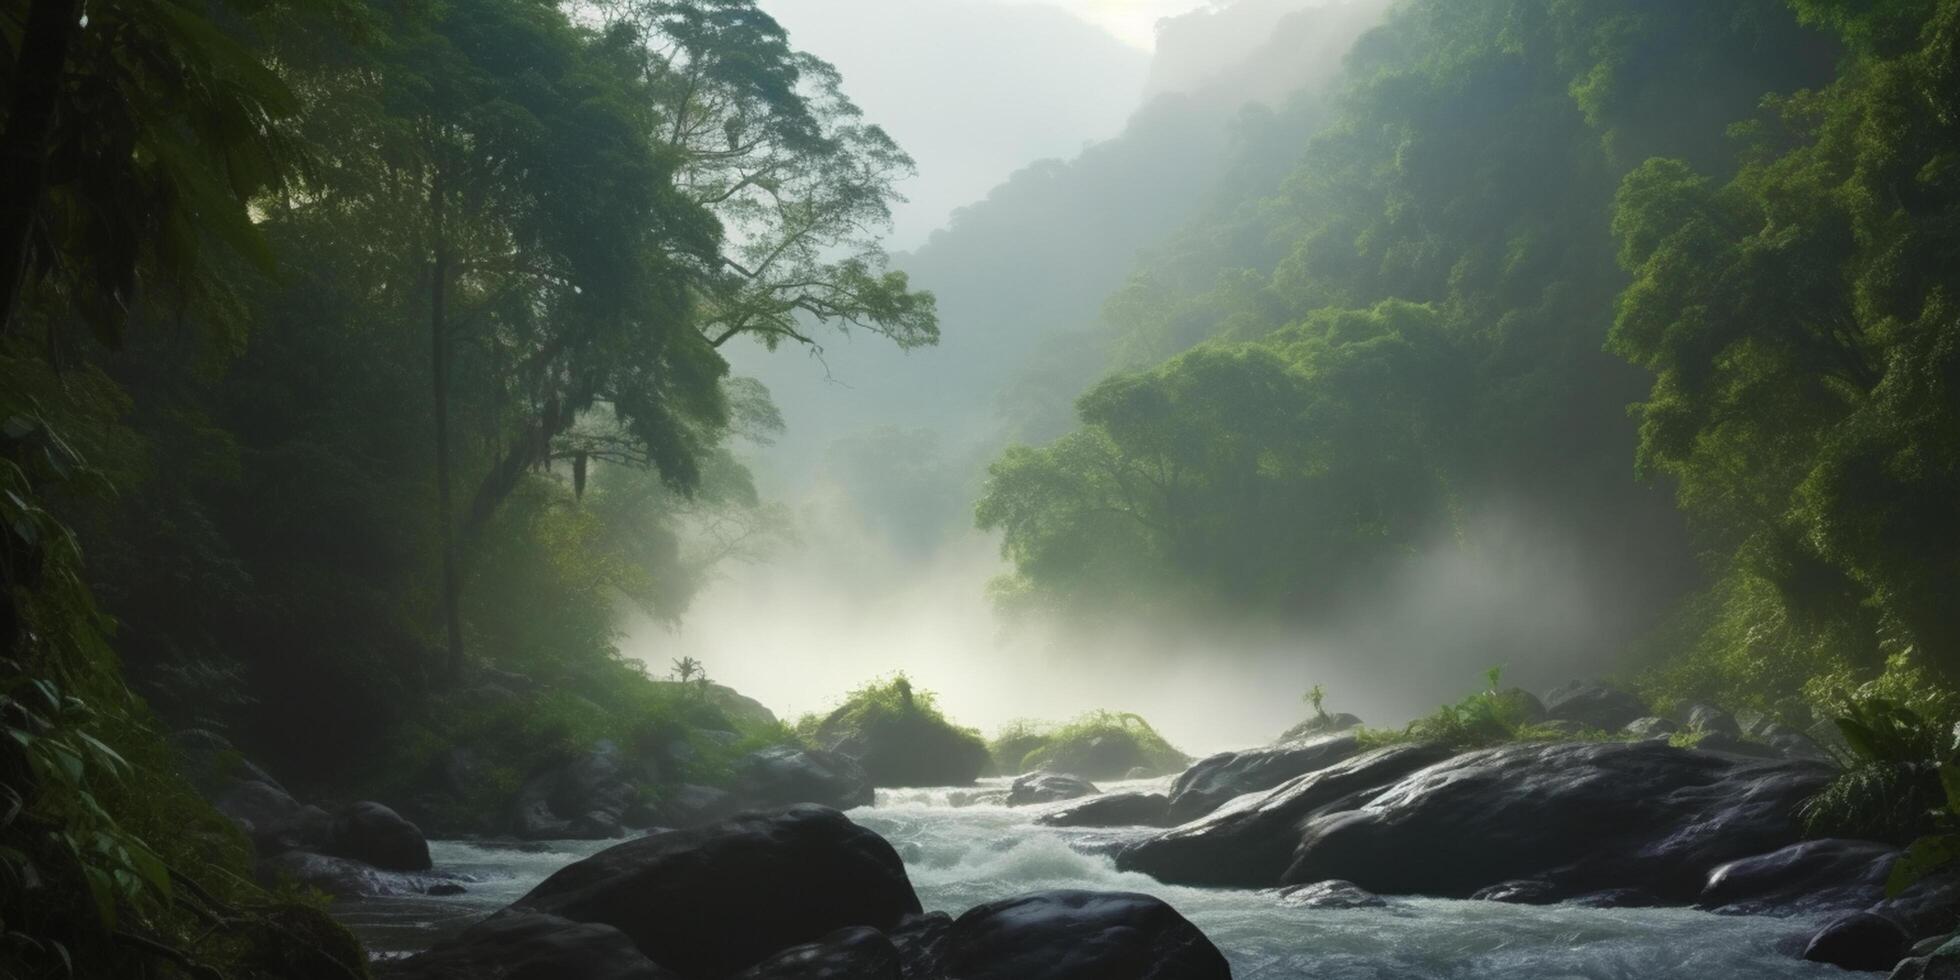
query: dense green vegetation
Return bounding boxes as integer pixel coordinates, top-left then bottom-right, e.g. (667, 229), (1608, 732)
(799, 675), (990, 787)
(988, 711), (1190, 779)
(980, 0), (1960, 719)
(0, 0), (926, 973)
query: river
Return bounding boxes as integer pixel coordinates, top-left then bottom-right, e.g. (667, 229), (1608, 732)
(340, 777), (1859, 978)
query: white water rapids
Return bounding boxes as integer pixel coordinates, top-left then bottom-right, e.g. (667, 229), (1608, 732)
(340, 777), (1865, 978)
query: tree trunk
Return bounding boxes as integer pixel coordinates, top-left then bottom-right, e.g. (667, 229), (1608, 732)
(459, 396), (572, 548)
(0, 0), (82, 336)
(430, 168), (465, 680)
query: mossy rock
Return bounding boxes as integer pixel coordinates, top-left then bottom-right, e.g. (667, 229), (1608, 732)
(1007, 712), (1190, 780)
(811, 677), (989, 787)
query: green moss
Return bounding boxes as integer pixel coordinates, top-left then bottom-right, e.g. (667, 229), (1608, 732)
(807, 675), (989, 787)
(999, 710), (1189, 780)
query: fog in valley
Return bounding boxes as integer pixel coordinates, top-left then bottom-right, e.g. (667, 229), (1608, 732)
(631, 0), (1685, 751)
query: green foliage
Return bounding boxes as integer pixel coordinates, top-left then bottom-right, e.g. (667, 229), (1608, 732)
(1800, 696), (1958, 846)
(1358, 667), (1576, 752)
(1003, 710), (1190, 779)
(1303, 683), (1327, 719)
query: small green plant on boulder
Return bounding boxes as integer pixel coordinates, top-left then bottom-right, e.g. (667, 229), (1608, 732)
(806, 675), (989, 787)
(1007, 710), (1189, 780)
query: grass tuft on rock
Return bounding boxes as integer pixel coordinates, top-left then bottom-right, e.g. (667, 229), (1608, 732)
(994, 710), (1189, 780)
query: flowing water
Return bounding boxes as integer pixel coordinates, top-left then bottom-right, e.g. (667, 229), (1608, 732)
(341, 778), (1860, 978)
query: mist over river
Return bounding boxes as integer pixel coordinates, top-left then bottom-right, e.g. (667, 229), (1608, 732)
(340, 778), (1847, 979)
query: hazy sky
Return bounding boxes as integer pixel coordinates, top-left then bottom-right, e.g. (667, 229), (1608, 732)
(761, 0), (1210, 245)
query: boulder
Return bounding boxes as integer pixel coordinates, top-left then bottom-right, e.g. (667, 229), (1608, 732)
(376, 911), (676, 980)
(1542, 682), (1647, 731)
(514, 805), (920, 977)
(649, 784), (737, 828)
(1285, 740), (1831, 901)
(1034, 792), (1169, 828)
(888, 913), (952, 980)
(511, 741), (638, 840)
(1891, 937), (1960, 980)
(730, 926), (901, 980)
(1007, 772), (1099, 807)
(1276, 712), (1364, 743)
(1804, 912), (1913, 972)
(1277, 880), (1385, 909)
(1117, 743), (1456, 887)
(1691, 731), (1781, 759)
(1621, 717), (1680, 739)
(257, 851), (468, 899)
(216, 780), (334, 856)
(736, 746), (875, 811)
(1166, 733), (1360, 824)
(327, 801), (431, 871)
(1034, 734), (1150, 781)
(813, 705), (989, 788)
(922, 890), (1231, 980)
(1686, 704), (1741, 737)
(1773, 733), (1833, 762)
(1699, 839), (1898, 915)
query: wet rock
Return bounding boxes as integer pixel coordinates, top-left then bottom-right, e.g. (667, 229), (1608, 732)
(1692, 731), (1781, 758)
(512, 741), (637, 840)
(1007, 772), (1099, 807)
(650, 784), (736, 828)
(216, 780), (334, 856)
(514, 805), (920, 977)
(1891, 936), (1960, 979)
(928, 890), (1230, 980)
(327, 801), (431, 871)
(736, 746), (875, 811)
(1165, 733), (1360, 824)
(1804, 911), (1913, 972)
(257, 851), (468, 899)
(1277, 880), (1385, 909)
(1699, 839), (1898, 915)
(1034, 734), (1159, 781)
(1277, 712), (1365, 743)
(1622, 716), (1680, 739)
(1285, 740), (1831, 901)
(1542, 682), (1647, 731)
(1118, 744), (1456, 888)
(947, 788), (1009, 808)
(1471, 879), (1560, 904)
(1568, 888), (1663, 908)
(1687, 704), (1741, 737)
(376, 911), (675, 980)
(813, 703), (989, 789)
(730, 926), (901, 980)
(1034, 792), (1169, 828)
(888, 913), (952, 980)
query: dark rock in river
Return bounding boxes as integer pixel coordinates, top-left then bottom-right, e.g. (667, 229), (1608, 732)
(1035, 792), (1168, 828)
(512, 740), (637, 840)
(1699, 839), (1898, 915)
(649, 784), (737, 828)
(730, 926), (901, 980)
(1542, 681), (1648, 731)
(1691, 730), (1783, 759)
(1165, 733), (1359, 824)
(1285, 740), (1830, 901)
(1007, 772), (1099, 807)
(888, 913), (952, 980)
(1804, 912), (1913, 972)
(1470, 879), (1560, 904)
(326, 800), (431, 871)
(1277, 880), (1385, 909)
(217, 779), (334, 855)
(1891, 937), (1960, 979)
(736, 746), (875, 811)
(1276, 712), (1364, 743)
(926, 890), (1231, 980)
(813, 704), (989, 789)
(257, 851), (467, 899)
(1118, 743), (1456, 887)
(1033, 734), (1155, 781)
(514, 805), (920, 978)
(377, 910), (676, 980)
(1621, 716), (1680, 739)
(1686, 703), (1742, 737)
